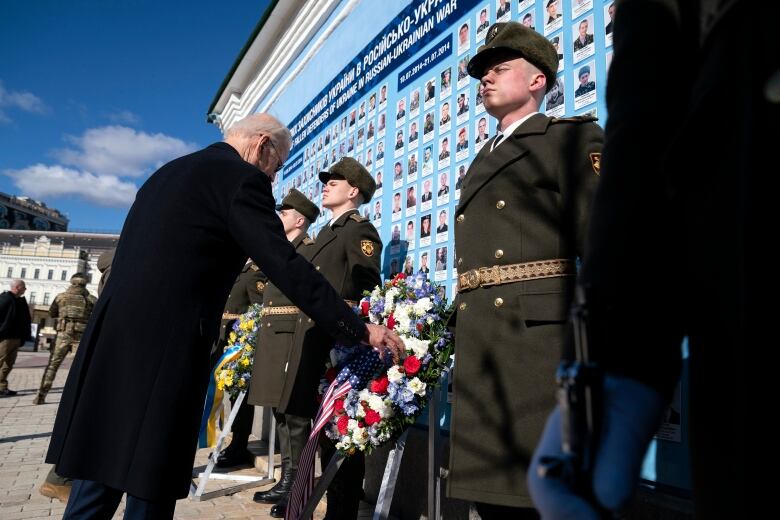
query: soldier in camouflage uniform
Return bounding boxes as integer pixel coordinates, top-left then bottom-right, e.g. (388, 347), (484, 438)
(33, 273), (96, 405)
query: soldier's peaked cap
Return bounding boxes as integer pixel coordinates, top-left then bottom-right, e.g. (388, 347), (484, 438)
(276, 188), (320, 222)
(319, 156), (376, 203)
(467, 21), (558, 92)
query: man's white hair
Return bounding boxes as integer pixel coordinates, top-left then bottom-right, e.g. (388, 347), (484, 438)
(226, 113), (292, 158)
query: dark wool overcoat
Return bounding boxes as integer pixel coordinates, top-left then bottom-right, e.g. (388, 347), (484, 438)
(447, 114), (603, 507)
(45, 142), (366, 500)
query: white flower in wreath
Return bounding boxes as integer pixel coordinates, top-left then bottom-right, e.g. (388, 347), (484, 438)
(368, 394), (393, 418)
(384, 287), (399, 314)
(413, 297), (433, 315)
(408, 377), (427, 396)
(402, 336), (431, 358)
(394, 304), (413, 333)
(387, 365), (404, 383)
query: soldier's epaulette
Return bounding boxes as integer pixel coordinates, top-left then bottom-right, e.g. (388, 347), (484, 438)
(349, 213), (368, 223)
(303, 236), (315, 245)
(550, 115), (598, 124)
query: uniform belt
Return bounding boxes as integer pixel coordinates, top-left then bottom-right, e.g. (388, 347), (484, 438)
(457, 259), (576, 292)
(260, 300), (359, 317)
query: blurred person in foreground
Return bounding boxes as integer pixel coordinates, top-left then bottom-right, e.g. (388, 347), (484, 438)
(529, 1), (777, 518)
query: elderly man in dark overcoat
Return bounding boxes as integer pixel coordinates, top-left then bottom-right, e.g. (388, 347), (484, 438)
(45, 113), (402, 519)
(447, 23), (603, 519)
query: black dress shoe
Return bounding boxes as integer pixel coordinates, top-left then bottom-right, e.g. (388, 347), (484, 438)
(215, 448), (253, 468)
(253, 467), (294, 503)
(269, 493), (289, 518)
(0, 389), (18, 397)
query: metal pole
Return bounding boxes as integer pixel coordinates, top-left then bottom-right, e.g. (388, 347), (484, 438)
(372, 430), (410, 520)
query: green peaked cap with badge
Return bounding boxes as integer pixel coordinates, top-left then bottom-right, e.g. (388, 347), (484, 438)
(467, 21), (559, 92)
(276, 188), (320, 222)
(319, 156), (376, 203)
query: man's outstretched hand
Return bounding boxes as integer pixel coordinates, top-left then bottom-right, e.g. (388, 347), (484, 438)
(364, 324), (405, 364)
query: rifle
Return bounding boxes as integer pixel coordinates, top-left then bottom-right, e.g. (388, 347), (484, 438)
(538, 285), (608, 512)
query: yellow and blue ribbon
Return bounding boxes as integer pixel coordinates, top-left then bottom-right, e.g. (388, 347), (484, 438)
(198, 345), (242, 448)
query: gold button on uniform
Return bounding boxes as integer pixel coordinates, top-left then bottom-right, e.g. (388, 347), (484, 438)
(458, 302), (467, 311)
(315, 265), (321, 270)
(457, 214), (465, 223)
(266, 322), (272, 327)
(494, 297), (504, 307)
(495, 249), (503, 259)
(496, 200), (505, 209)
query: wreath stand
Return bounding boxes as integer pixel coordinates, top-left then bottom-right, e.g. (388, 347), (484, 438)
(295, 371), (447, 520)
(190, 390), (277, 500)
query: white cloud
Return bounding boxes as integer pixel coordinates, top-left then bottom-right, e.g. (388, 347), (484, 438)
(0, 80), (48, 122)
(53, 125), (197, 177)
(5, 164), (138, 207)
(105, 109), (141, 125)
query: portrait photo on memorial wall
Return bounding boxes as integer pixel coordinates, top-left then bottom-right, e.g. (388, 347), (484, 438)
(420, 214), (432, 240)
(545, 0), (563, 35)
(572, 14), (595, 62)
(374, 170), (382, 191)
(403, 254), (415, 275)
(455, 126), (469, 160)
(496, 0), (510, 22)
(475, 82), (485, 114)
(435, 246), (448, 276)
(457, 56), (470, 88)
(574, 60), (597, 109)
(419, 251), (430, 274)
(438, 137), (451, 170)
(436, 209), (449, 243)
(408, 152), (418, 181)
(439, 102), (452, 132)
(421, 178), (433, 209)
(422, 145), (434, 175)
(475, 116), (489, 149)
(437, 170), (450, 204)
(573, 0), (594, 19)
(347, 136), (354, 153)
(358, 101), (366, 122)
(406, 186), (417, 215)
(455, 163), (467, 192)
(604, 1), (615, 46)
(392, 192), (402, 221)
(545, 76), (565, 117)
(396, 97), (406, 123)
(476, 6), (490, 41)
(373, 200), (382, 222)
(458, 22), (470, 54)
(521, 11), (535, 32)
(368, 92), (377, 114)
(395, 130), (405, 152)
(378, 112), (387, 136)
(410, 88), (421, 116)
(367, 121), (376, 143)
(424, 77), (436, 109)
(456, 92), (470, 124)
(393, 161), (404, 186)
(408, 121), (419, 146)
(440, 67), (452, 99)
(423, 111), (435, 141)
(376, 140), (385, 162)
(379, 83), (388, 108)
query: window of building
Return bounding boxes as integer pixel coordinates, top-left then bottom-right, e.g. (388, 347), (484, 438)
(61, 270), (67, 281)
(29, 292), (36, 304)
(48, 269), (54, 280)
(34, 268), (40, 279)
(6, 267), (12, 278)
(43, 293), (50, 305)
(20, 268), (27, 278)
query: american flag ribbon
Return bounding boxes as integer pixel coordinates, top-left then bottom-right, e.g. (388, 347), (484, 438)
(285, 348), (384, 520)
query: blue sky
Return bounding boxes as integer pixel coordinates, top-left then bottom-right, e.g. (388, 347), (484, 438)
(0, 0), (271, 232)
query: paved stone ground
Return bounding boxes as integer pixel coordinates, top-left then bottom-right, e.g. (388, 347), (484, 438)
(0, 351), (327, 519)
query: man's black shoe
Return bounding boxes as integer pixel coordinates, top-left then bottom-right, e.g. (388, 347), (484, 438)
(253, 467), (294, 504)
(0, 389), (18, 397)
(215, 448), (253, 468)
(269, 493), (289, 518)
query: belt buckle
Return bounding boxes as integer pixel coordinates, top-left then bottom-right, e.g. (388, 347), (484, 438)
(463, 270), (481, 291)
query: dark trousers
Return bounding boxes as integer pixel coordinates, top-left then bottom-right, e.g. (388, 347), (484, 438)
(63, 479), (176, 520)
(475, 502), (539, 520)
(320, 438), (365, 519)
(273, 409), (310, 471)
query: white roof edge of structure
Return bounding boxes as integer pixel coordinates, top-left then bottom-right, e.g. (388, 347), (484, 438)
(209, 0), (363, 133)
